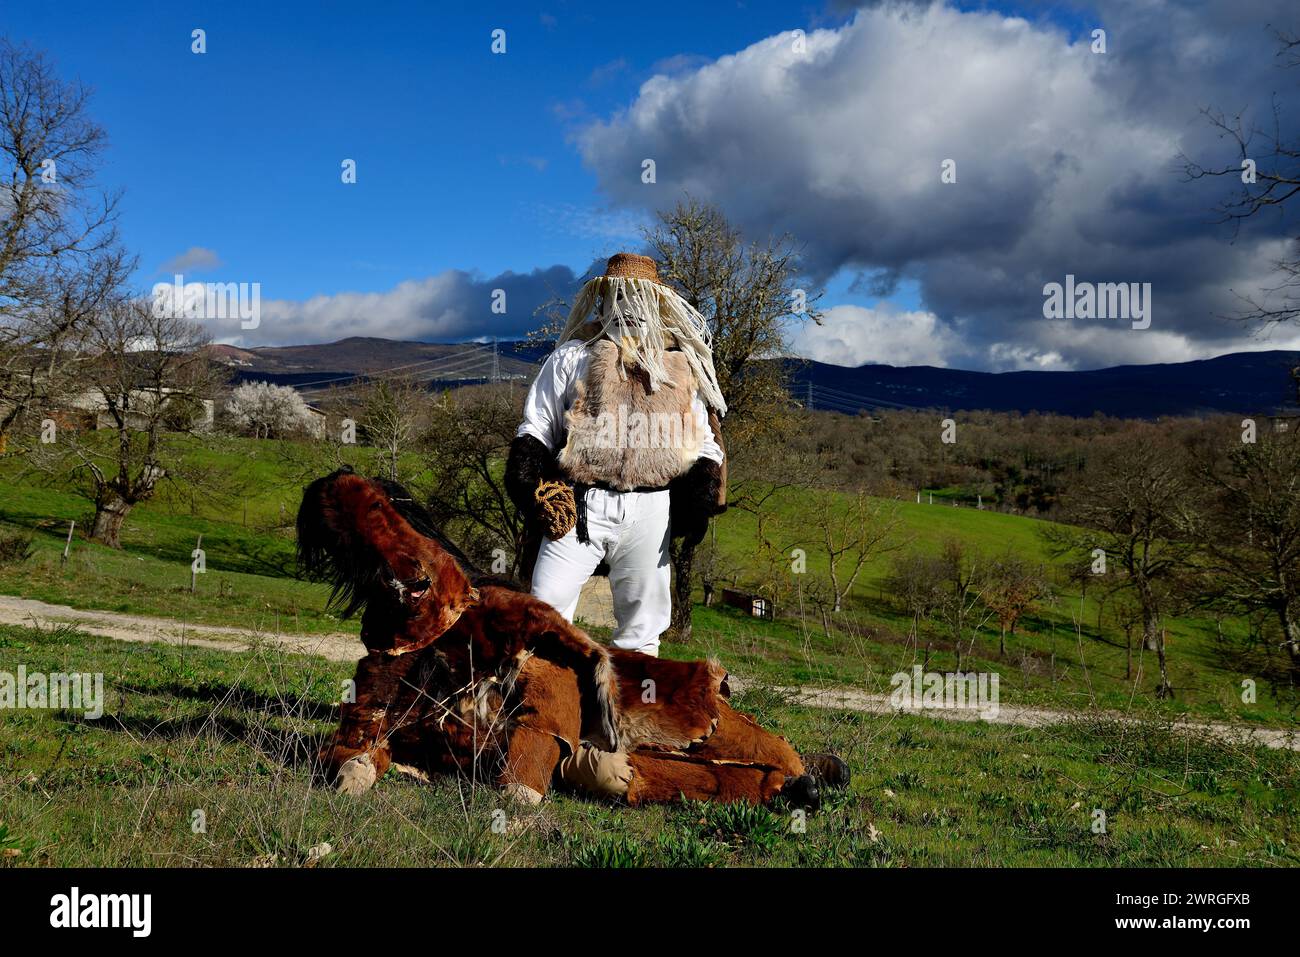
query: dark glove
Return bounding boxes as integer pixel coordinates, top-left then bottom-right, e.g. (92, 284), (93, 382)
(669, 457), (725, 546)
(505, 434), (555, 520)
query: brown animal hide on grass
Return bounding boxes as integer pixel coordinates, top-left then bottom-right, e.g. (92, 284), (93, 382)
(299, 469), (806, 805)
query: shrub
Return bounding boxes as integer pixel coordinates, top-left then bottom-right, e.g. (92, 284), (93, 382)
(0, 531), (34, 567)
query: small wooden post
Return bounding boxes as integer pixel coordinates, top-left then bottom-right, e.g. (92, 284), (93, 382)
(61, 520), (75, 564)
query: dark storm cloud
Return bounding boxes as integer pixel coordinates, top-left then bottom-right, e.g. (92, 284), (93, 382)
(577, 0), (1300, 369)
(217, 264), (590, 348)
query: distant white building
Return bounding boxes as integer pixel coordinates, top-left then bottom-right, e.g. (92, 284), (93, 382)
(63, 388), (215, 432)
(303, 404), (327, 438)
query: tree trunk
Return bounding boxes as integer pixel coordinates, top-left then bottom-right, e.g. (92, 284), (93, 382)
(666, 538), (696, 643)
(89, 493), (132, 548)
(1124, 624), (1132, 680)
(1142, 601), (1172, 698)
(1276, 604), (1300, 676)
(1153, 627), (1172, 698)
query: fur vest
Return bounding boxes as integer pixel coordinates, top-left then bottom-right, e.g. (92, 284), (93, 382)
(558, 339), (704, 491)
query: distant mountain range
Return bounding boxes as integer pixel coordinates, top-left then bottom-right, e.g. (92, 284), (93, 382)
(786, 350), (1300, 418)
(209, 337), (537, 392)
(211, 337), (1300, 418)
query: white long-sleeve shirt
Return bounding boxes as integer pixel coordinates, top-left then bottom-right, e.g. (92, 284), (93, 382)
(516, 339), (723, 464)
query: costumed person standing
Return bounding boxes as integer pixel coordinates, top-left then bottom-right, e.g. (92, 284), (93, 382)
(506, 253), (727, 659)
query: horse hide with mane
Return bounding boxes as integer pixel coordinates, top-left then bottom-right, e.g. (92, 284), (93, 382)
(298, 468), (810, 805)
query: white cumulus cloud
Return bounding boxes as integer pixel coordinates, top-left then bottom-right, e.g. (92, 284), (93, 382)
(577, 0), (1300, 370)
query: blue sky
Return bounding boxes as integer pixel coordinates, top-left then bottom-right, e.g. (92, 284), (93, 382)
(6, 1), (863, 296)
(7, 1), (1297, 370)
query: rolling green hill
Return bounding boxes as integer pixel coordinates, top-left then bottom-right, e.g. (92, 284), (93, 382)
(0, 433), (1296, 869)
(0, 434), (1293, 725)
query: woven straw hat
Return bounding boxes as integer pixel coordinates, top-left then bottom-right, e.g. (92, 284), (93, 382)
(601, 252), (661, 283)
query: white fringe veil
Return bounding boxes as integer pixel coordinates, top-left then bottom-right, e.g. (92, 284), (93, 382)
(556, 276), (728, 416)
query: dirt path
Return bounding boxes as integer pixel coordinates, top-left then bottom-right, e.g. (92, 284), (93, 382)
(725, 677), (1300, 752)
(2, 594), (1296, 752)
(0, 594), (362, 663)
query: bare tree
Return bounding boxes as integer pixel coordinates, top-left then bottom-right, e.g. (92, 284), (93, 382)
(1184, 28), (1300, 396)
(418, 384), (527, 575)
(692, 525), (738, 610)
(1043, 430), (1197, 698)
(886, 550), (947, 651)
(1106, 595), (1144, 682)
(1187, 427), (1300, 677)
(983, 552), (1052, 657)
(47, 298), (221, 547)
(805, 489), (905, 614)
(932, 539), (994, 675)
(724, 444), (825, 622)
(644, 196), (822, 438)
(644, 198), (822, 641)
(0, 38), (125, 444)
(0, 248), (129, 447)
(357, 375), (428, 483)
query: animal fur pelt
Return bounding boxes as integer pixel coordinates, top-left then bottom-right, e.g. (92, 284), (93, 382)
(557, 267), (727, 415)
(299, 469), (814, 806)
(504, 434), (554, 587)
(505, 434), (610, 585)
(669, 457), (724, 545)
(558, 340), (703, 491)
(505, 433), (559, 522)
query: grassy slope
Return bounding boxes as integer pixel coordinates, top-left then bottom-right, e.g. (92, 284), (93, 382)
(694, 488), (1297, 726)
(0, 436), (1295, 868)
(0, 437), (352, 635)
(1, 624), (1296, 867)
(0, 434), (1295, 725)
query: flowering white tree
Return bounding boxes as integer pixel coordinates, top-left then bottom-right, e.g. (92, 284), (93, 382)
(224, 381), (314, 439)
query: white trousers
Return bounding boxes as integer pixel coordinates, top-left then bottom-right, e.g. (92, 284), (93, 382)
(530, 487), (671, 656)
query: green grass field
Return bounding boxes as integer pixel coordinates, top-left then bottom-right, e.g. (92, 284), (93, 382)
(0, 433), (1297, 868)
(0, 434), (1295, 725)
(699, 489), (1298, 725)
(1, 624), (1295, 867)
(0, 437), (351, 635)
